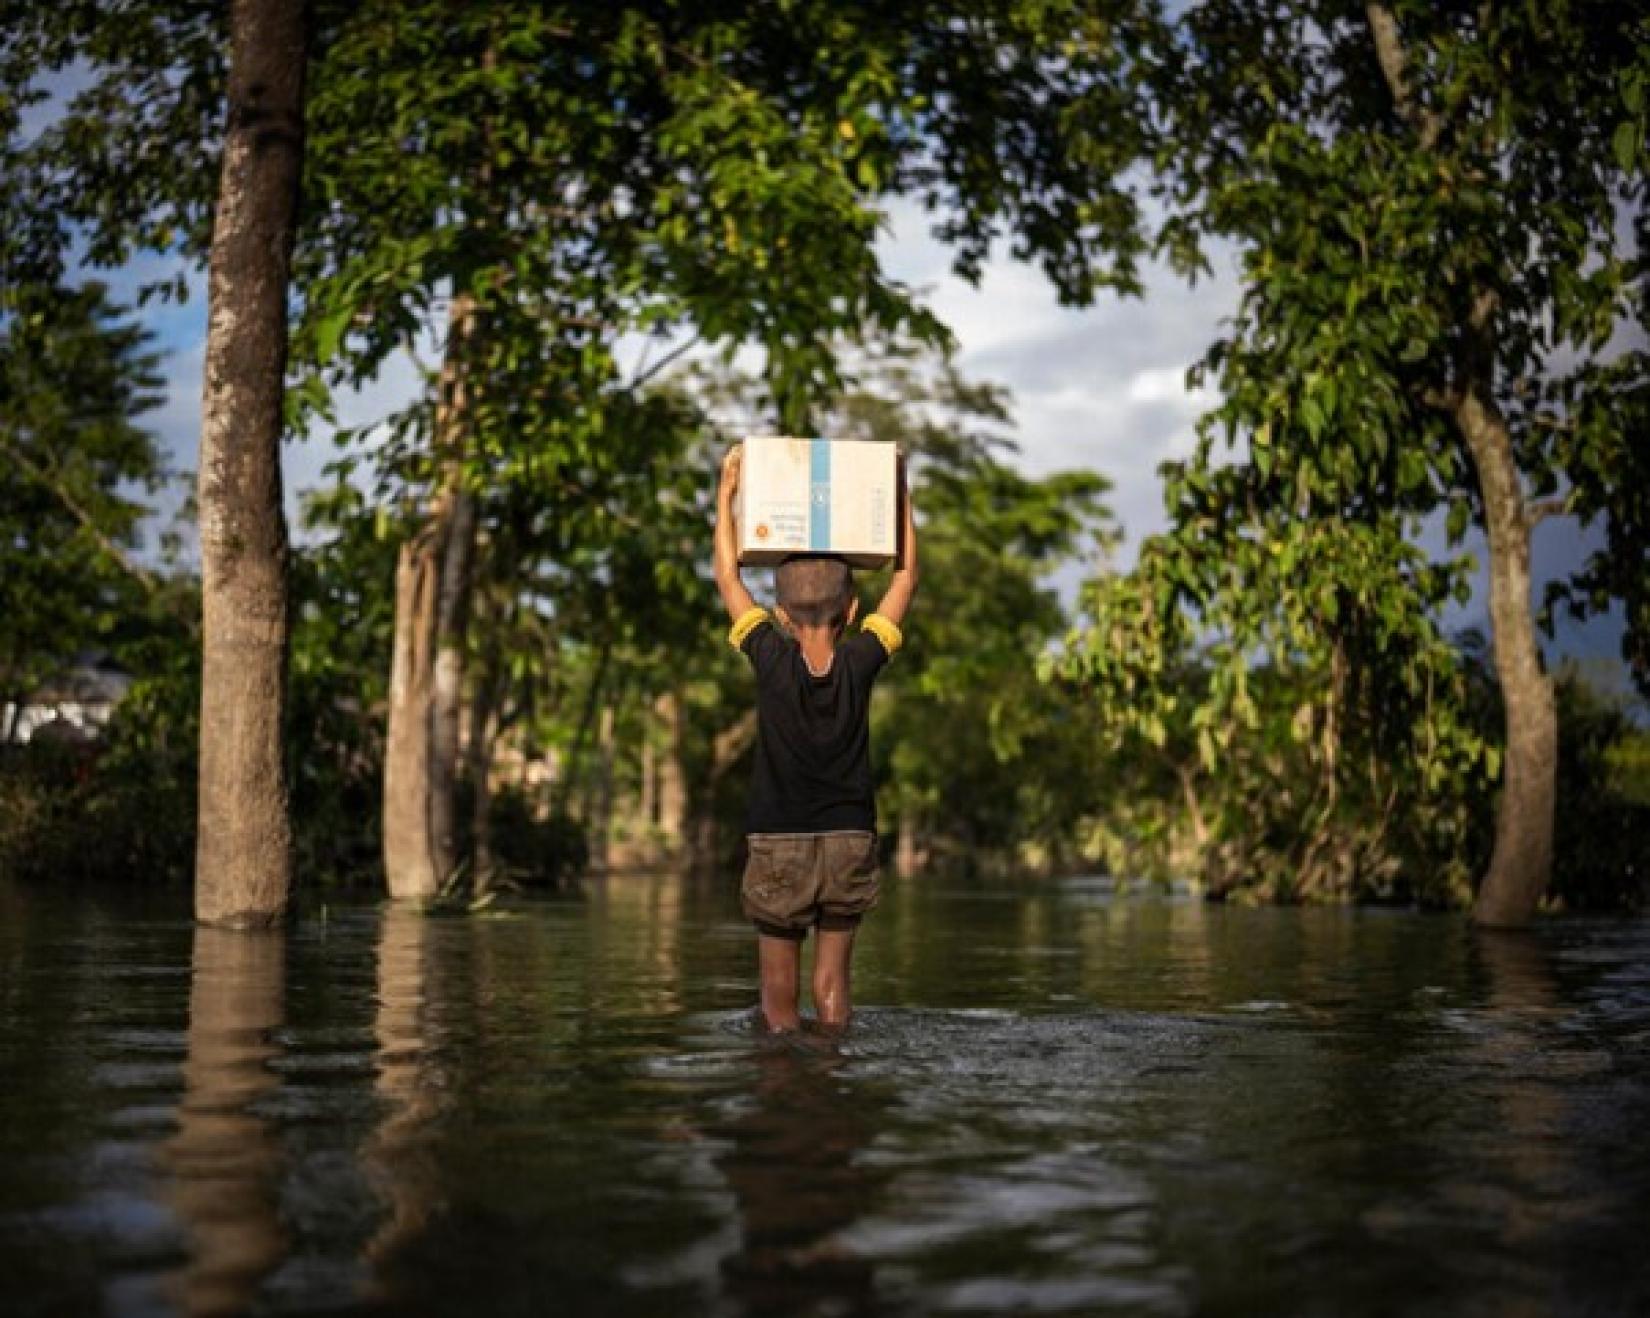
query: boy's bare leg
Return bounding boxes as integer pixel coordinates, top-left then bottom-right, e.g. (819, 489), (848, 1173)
(811, 926), (857, 1030)
(756, 934), (803, 1032)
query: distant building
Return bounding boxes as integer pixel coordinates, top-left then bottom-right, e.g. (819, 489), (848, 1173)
(2, 652), (134, 744)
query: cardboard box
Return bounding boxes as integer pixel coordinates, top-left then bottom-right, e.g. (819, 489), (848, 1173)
(737, 436), (898, 567)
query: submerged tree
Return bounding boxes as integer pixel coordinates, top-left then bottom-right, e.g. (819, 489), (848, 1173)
(1059, 0), (1649, 922)
(193, 0), (308, 926)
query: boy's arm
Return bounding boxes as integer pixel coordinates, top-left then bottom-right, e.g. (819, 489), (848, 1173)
(871, 456), (918, 627)
(714, 443), (759, 622)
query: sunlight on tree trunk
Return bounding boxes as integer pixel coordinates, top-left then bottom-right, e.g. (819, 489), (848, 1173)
(1457, 388), (1558, 925)
(195, 0), (304, 926)
(383, 293), (475, 901)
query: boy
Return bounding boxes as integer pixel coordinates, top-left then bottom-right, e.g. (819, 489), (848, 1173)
(713, 442), (918, 1033)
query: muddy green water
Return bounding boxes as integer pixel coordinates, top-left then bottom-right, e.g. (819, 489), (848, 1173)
(1, 875), (1647, 1317)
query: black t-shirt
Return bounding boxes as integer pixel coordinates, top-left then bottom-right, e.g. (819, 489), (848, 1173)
(738, 618), (893, 834)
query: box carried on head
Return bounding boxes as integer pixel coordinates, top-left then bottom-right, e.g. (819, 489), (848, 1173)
(736, 436), (898, 568)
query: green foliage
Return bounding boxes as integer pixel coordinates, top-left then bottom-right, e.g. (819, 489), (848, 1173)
(1548, 670), (1650, 913)
(0, 282), (166, 711)
(1050, 517), (1494, 905)
(1053, 1), (1649, 904)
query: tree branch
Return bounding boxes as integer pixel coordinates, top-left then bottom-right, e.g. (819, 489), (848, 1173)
(1365, 3), (1443, 150)
(1525, 493), (1574, 529)
(2, 438), (157, 590)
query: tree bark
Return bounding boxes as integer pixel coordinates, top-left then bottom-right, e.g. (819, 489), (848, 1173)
(588, 702), (616, 872)
(895, 813), (921, 879)
(466, 620), (504, 896)
(382, 292), (476, 901)
(194, 0), (305, 927)
(383, 527), (443, 899)
(430, 484), (478, 881)
(1363, 5), (1558, 926)
(1457, 386), (1558, 926)
(654, 690), (687, 849)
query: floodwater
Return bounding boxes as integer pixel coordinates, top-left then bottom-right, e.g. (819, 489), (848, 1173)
(2, 875), (1648, 1317)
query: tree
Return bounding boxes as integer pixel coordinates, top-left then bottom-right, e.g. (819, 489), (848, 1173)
(7, 1), (1165, 901)
(193, 0), (308, 926)
(279, 0), (1160, 899)
(0, 282), (165, 734)
(1062, 0), (1649, 922)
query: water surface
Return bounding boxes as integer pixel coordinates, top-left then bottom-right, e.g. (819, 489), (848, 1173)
(2, 875), (1647, 1316)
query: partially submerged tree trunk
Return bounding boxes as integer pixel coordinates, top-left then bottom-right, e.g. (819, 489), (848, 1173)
(382, 292), (476, 901)
(194, 0), (305, 927)
(430, 486), (478, 882)
(1365, 5), (1557, 927)
(687, 709), (756, 874)
(465, 619), (504, 896)
(1456, 382), (1557, 926)
(588, 703), (616, 872)
(654, 691), (687, 851)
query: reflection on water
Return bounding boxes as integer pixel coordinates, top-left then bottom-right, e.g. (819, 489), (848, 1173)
(162, 928), (287, 1316)
(362, 904), (446, 1292)
(713, 1035), (886, 1315)
(0, 877), (1648, 1316)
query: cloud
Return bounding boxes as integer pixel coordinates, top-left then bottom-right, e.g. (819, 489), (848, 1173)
(877, 199), (1241, 560)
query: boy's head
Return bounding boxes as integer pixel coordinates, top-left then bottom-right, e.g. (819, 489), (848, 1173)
(775, 554), (858, 632)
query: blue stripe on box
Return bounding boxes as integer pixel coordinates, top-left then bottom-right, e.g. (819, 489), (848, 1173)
(809, 438), (831, 550)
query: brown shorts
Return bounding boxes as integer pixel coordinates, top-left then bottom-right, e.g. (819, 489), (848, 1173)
(741, 831), (881, 940)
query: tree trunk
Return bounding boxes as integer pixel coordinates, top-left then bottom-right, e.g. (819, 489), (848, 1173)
(654, 690), (688, 849)
(588, 702), (616, 873)
(194, 0), (305, 927)
(383, 529), (443, 900)
(687, 709), (757, 873)
(639, 710), (658, 828)
(1457, 387), (1558, 927)
(466, 626), (503, 896)
(430, 486), (478, 882)
(382, 293), (476, 901)
(895, 814), (921, 879)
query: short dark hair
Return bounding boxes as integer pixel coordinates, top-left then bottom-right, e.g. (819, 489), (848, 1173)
(776, 555), (854, 627)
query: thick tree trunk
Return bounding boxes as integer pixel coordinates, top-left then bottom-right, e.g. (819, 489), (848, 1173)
(382, 293), (475, 900)
(383, 529), (443, 899)
(1457, 388), (1558, 927)
(194, 0), (305, 927)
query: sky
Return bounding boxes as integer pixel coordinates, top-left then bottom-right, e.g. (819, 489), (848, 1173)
(116, 192), (1632, 693)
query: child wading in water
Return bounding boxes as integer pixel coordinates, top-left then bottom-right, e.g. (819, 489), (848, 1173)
(713, 443), (918, 1032)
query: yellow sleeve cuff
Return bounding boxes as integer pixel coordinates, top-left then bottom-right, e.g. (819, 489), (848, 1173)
(728, 606), (770, 652)
(862, 613), (903, 657)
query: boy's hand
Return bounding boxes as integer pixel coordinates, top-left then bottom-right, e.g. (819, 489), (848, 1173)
(719, 443), (743, 504)
(714, 442), (756, 621)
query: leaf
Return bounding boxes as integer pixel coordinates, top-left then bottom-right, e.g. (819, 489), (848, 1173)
(1613, 121), (1641, 174)
(313, 302), (354, 365)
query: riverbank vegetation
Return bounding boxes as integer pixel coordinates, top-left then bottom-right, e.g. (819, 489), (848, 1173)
(2, 2), (1645, 919)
